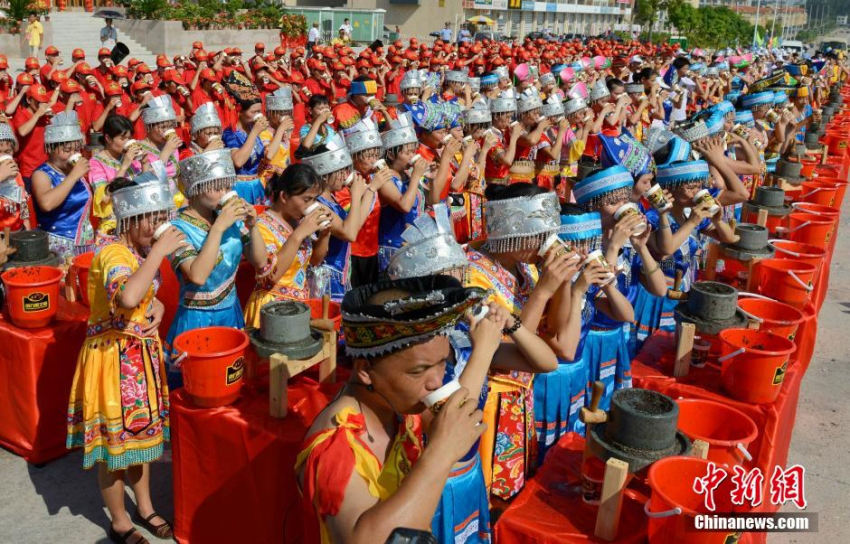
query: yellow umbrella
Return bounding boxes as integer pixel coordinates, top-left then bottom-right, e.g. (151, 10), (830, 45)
(467, 16), (495, 25)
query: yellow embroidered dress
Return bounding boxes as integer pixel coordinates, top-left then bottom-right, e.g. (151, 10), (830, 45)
(464, 249), (540, 500)
(66, 243), (169, 471)
(243, 211), (312, 328)
(295, 407), (424, 544)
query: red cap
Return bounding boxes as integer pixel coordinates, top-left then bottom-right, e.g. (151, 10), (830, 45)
(135, 63), (152, 74)
(112, 65), (129, 78)
(231, 47), (242, 56)
(156, 55), (172, 68)
(98, 48), (111, 58)
(0, 57), (7, 70)
(131, 80), (151, 92)
(72, 48), (85, 60)
(356, 59), (370, 69)
(104, 81), (123, 96)
(264, 53), (276, 63)
(255, 42), (265, 52)
(199, 68), (217, 82)
(127, 58), (141, 68)
(195, 50), (209, 62)
(16, 73), (34, 86)
(27, 84), (50, 103)
(25, 57), (40, 69)
(75, 62), (93, 75)
(50, 70), (69, 84)
(45, 46), (59, 56)
(60, 79), (81, 94)
(162, 70), (185, 85)
(192, 41), (204, 49)
(274, 46), (286, 57)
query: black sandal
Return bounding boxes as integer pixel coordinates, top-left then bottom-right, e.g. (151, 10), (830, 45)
(108, 526), (150, 544)
(134, 510), (174, 540)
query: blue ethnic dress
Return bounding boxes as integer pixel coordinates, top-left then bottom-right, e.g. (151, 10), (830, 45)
(309, 194), (351, 303)
(222, 126), (268, 205)
(377, 173), (424, 272)
(164, 211), (246, 384)
(430, 326), (491, 543)
(33, 162), (94, 259)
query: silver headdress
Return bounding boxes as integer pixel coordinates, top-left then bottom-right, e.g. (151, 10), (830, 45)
(141, 95), (177, 126)
(625, 83), (644, 94)
(300, 134), (352, 177)
(266, 87), (293, 112)
(494, 66), (510, 80)
(644, 126), (675, 153)
(589, 80), (610, 102)
(190, 102), (221, 134)
(386, 204), (469, 280)
(517, 92), (543, 113)
(381, 112), (418, 150)
(0, 122), (17, 147)
(484, 191), (560, 254)
(465, 106), (492, 125)
(564, 97), (588, 116)
(541, 95), (565, 118)
(178, 148), (236, 197)
(44, 112), (83, 146)
(539, 72), (556, 87)
(344, 118), (382, 155)
(445, 70), (468, 85)
(400, 70), (424, 91)
(468, 77), (481, 93)
(490, 96), (517, 114)
(112, 171), (175, 234)
(674, 120), (709, 143)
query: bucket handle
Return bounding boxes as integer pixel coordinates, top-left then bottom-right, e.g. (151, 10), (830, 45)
(803, 187), (824, 196)
(768, 240), (801, 258)
(736, 443), (753, 463)
(717, 347), (746, 363)
(787, 270), (814, 292)
(736, 307), (764, 323)
(643, 499), (683, 518)
(736, 292), (797, 326)
(172, 351), (188, 368)
(787, 221), (811, 233)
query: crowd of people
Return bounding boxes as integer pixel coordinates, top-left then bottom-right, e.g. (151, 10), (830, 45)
(0, 34), (847, 544)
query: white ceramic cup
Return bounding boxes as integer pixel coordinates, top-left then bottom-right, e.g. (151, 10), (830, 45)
(613, 202), (647, 236)
(153, 221), (172, 241)
(422, 380), (462, 413)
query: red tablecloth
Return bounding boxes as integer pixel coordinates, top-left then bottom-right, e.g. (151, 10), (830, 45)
(0, 297), (88, 464)
(494, 433), (650, 543)
(170, 375), (342, 544)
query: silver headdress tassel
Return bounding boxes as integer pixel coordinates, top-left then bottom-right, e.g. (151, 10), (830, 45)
(178, 148), (236, 197)
(386, 204), (469, 280)
(484, 191), (561, 254)
(112, 171), (176, 234)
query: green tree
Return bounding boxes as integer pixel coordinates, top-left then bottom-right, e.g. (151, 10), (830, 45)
(634, 0), (670, 43)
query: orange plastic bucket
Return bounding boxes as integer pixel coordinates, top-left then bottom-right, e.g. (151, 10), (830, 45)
(812, 176), (848, 206)
(676, 399), (758, 467)
(306, 298), (341, 331)
(756, 258), (816, 308)
(791, 202), (840, 219)
(646, 457), (744, 544)
(787, 212), (835, 249)
(70, 252), (94, 307)
(173, 326), (249, 407)
(1, 266), (64, 328)
(769, 239), (827, 269)
(801, 180), (837, 207)
(737, 295), (805, 341)
(800, 157), (818, 178)
(718, 329), (796, 404)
